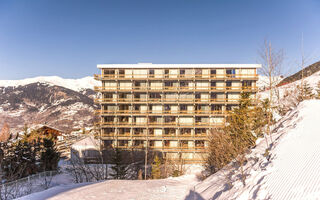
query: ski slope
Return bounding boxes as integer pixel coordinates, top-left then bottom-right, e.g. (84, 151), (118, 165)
(194, 100), (320, 199)
(251, 100), (320, 199)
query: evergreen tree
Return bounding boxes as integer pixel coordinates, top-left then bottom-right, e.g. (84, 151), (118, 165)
(226, 92), (256, 151)
(206, 92), (257, 175)
(297, 82), (315, 102)
(1, 140), (38, 180)
(151, 155), (162, 179)
(110, 148), (128, 179)
(252, 99), (269, 137)
(40, 138), (60, 171)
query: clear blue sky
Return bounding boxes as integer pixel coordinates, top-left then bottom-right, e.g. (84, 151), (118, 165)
(0, 0), (319, 79)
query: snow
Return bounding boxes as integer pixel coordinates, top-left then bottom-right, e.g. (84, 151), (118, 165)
(17, 100), (320, 200)
(0, 76), (99, 92)
(193, 100), (320, 199)
(280, 70), (320, 93)
(18, 174), (199, 200)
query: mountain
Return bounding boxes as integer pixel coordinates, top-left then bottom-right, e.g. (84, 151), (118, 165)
(0, 76), (100, 133)
(0, 76), (99, 92)
(278, 60), (320, 86)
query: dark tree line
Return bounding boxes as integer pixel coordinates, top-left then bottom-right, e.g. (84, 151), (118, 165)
(0, 131), (60, 182)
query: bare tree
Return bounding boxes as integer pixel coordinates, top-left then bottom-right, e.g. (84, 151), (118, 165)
(67, 150), (106, 183)
(258, 39), (284, 144)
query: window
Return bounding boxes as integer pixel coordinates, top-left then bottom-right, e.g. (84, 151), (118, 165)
(211, 81), (216, 87)
(119, 69), (124, 74)
(226, 69), (235, 74)
(149, 69), (154, 74)
(226, 105), (232, 111)
(211, 105), (222, 111)
(226, 81), (232, 88)
(211, 69), (216, 74)
(104, 70), (115, 74)
(150, 93), (161, 99)
(180, 105), (187, 111)
(165, 105), (170, 111)
(165, 81), (174, 87)
(226, 69), (236, 78)
(180, 81), (187, 87)
(180, 69), (185, 75)
(243, 80), (253, 87)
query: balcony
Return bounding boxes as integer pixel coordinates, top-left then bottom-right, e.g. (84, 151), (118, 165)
(94, 73), (259, 80)
(97, 121), (225, 128)
(94, 85), (258, 93)
(94, 109), (229, 116)
(94, 97), (257, 105)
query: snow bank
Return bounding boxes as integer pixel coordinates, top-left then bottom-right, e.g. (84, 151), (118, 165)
(0, 76), (99, 92)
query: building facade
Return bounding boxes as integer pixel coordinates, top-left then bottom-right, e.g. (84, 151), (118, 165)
(94, 63), (260, 163)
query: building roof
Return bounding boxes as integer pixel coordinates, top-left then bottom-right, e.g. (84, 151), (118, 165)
(71, 135), (99, 149)
(97, 63), (261, 69)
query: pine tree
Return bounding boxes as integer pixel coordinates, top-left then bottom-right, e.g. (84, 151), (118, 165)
(20, 140), (38, 176)
(297, 82), (315, 102)
(206, 92), (257, 178)
(110, 148), (128, 179)
(151, 155), (162, 179)
(1, 140), (38, 180)
(40, 138), (60, 171)
(252, 99), (269, 138)
(226, 92), (256, 151)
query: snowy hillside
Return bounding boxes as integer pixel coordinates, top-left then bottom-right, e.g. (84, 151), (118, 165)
(18, 100), (320, 200)
(279, 70), (320, 94)
(193, 100), (320, 199)
(259, 70), (320, 101)
(0, 76), (99, 92)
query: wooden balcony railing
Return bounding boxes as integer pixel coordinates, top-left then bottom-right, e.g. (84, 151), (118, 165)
(96, 121), (225, 127)
(101, 133), (207, 139)
(94, 86), (258, 92)
(114, 145), (208, 152)
(94, 73), (258, 80)
(94, 98), (256, 104)
(94, 109), (228, 115)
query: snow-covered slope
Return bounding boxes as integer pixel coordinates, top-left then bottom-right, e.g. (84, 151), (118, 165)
(18, 174), (200, 200)
(0, 76), (99, 92)
(280, 70), (320, 93)
(194, 100), (320, 199)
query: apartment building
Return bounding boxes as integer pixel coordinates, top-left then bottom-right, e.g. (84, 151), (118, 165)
(94, 63), (260, 163)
